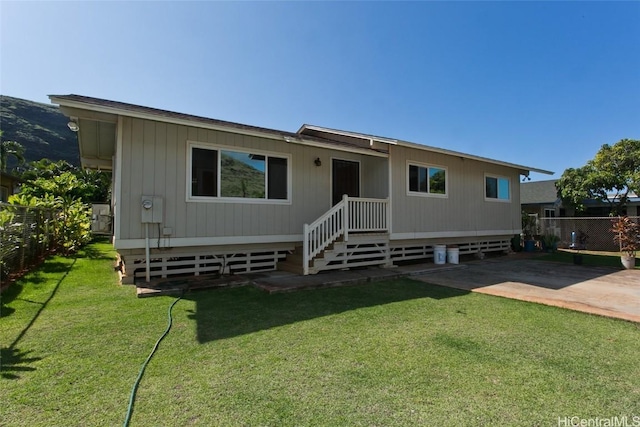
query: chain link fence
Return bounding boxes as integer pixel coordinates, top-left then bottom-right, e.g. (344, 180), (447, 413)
(538, 216), (639, 252)
(1, 203), (58, 282)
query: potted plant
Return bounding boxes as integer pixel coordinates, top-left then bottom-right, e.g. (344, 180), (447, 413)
(610, 216), (639, 269)
(570, 230), (588, 265)
(510, 234), (522, 252)
(521, 212), (538, 252)
(541, 233), (560, 252)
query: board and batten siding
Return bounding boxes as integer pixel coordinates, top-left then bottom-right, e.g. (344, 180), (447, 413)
(389, 144), (521, 238)
(116, 117), (388, 248)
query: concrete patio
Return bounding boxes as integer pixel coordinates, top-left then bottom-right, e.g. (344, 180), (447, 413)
(412, 257), (640, 323)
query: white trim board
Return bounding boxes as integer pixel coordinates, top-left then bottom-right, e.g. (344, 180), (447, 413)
(114, 234), (304, 250)
(390, 230), (520, 240)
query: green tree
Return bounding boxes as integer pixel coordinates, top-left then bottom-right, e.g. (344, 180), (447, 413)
(0, 130), (26, 172)
(18, 159), (111, 203)
(9, 172), (92, 254)
(9, 159), (110, 254)
(556, 139), (640, 215)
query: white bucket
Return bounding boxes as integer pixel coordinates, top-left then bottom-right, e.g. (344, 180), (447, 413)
(447, 246), (459, 264)
(434, 245), (447, 265)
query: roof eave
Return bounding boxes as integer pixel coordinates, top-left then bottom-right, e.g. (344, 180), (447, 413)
(298, 124), (398, 145)
(298, 123), (553, 176)
(395, 140), (553, 176)
(48, 95), (388, 158)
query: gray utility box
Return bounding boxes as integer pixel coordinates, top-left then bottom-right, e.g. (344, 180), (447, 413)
(141, 196), (163, 224)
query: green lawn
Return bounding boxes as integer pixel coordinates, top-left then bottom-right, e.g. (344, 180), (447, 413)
(539, 249), (638, 269)
(1, 240), (639, 426)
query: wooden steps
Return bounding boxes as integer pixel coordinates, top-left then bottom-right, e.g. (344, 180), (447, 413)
(278, 233), (392, 275)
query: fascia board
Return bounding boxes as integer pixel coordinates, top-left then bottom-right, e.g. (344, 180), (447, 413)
(396, 140), (553, 175)
(50, 96), (388, 158)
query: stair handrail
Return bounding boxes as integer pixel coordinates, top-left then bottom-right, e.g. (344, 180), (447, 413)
(303, 194), (348, 275)
(303, 195), (390, 275)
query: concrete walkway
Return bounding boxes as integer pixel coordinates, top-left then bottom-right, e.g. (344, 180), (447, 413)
(411, 257), (640, 323)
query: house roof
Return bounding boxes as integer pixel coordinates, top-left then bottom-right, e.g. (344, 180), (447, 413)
(299, 125), (553, 176)
(521, 180), (560, 205)
(50, 94), (552, 176)
(48, 95), (388, 170)
(0, 171), (22, 185)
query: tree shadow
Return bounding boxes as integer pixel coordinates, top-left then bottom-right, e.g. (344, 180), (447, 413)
(0, 347), (42, 379)
(182, 279), (468, 343)
(0, 261), (71, 314)
(79, 244), (114, 261)
(0, 258), (76, 379)
(1, 282), (22, 316)
(78, 237), (114, 261)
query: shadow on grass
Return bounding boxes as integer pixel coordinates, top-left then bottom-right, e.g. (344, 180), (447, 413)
(79, 245), (114, 261)
(0, 261), (71, 312)
(0, 347), (43, 379)
(183, 279), (468, 343)
(0, 258), (76, 380)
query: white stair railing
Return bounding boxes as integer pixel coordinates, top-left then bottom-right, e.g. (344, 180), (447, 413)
(303, 195), (389, 275)
(348, 197), (389, 233)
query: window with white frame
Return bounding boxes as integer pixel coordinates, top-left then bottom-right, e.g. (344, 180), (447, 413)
(485, 175), (510, 201)
(408, 163), (447, 197)
(189, 144), (289, 202)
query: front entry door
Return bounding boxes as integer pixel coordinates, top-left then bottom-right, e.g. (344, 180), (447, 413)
(332, 159), (360, 205)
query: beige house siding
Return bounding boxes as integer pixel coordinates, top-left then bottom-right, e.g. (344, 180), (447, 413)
(115, 116), (388, 248)
(389, 144), (521, 238)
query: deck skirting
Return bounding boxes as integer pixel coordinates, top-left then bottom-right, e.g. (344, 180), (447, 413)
(117, 235), (511, 282)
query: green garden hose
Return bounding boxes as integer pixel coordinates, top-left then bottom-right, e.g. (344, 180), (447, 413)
(123, 295), (182, 427)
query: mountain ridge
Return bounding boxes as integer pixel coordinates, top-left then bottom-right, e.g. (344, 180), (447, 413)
(0, 95), (80, 169)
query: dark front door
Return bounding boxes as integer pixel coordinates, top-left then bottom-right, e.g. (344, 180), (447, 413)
(332, 159), (360, 205)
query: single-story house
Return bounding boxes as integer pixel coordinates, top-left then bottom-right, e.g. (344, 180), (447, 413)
(0, 172), (21, 202)
(521, 180), (563, 218)
(50, 94), (552, 282)
(521, 179), (639, 217)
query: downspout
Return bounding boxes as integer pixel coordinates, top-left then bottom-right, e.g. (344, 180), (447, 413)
(145, 223), (151, 283)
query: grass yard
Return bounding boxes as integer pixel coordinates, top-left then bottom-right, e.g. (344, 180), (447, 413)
(1, 239), (639, 426)
(539, 249), (639, 269)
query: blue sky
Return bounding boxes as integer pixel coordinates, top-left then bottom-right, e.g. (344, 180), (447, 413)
(1, 1), (638, 180)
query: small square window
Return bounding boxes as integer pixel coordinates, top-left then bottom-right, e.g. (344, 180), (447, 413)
(408, 163), (447, 197)
(485, 175), (510, 201)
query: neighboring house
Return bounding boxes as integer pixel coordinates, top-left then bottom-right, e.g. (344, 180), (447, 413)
(50, 94), (552, 282)
(521, 180), (639, 251)
(0, 172), (21, 202)
(521, 180), (639, 217)
(521, 180), (562, 219)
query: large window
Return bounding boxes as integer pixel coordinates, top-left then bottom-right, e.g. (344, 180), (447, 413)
(485, 175), (510, 201)
(408, 163), (447, 197)
(190, 144), (289, 202)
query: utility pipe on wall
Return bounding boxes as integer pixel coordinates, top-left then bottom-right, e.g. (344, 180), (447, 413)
(145, 223), (151, 282)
